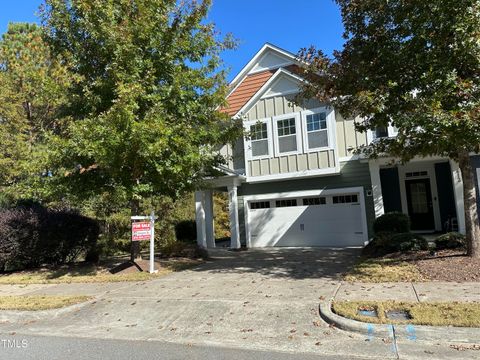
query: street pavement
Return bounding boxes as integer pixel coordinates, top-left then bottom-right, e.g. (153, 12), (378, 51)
(0, 248), (479, 359)
(0, 333), (381, 360)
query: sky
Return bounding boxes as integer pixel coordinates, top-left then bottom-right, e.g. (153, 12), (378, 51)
(0, 0), (345, 81)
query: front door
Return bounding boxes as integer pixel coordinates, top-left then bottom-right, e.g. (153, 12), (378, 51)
(405, 178), (435, 231)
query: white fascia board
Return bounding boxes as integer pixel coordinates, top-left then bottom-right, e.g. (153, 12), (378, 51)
(246, 165), (341, 184)
(362, 155), (449, 165)
(204, 174), (246, 188)
(234, 68), (306, 119)
(227, 43), (300, 97)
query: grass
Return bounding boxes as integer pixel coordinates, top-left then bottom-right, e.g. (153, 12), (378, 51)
(333, 300), (480, 327)
(0, 258), (203, 285)
(343, 257), (424, 282)
(0, 295), (91, 311)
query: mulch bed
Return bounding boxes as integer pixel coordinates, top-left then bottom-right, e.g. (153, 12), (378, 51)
(384, 250), (480, 282)
(109, 259), (163, 274)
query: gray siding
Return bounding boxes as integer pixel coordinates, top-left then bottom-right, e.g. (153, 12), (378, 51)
(218, 138), (245, 173)
(246, 95), (336, 177)
(219, 97), (368, 176)
(237, 160), (375, 245)
(336, 113), (368, 158)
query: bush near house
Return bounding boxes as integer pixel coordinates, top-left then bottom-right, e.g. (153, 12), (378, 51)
(364, 213), (426, 256)
(214, 192), (231, 240)
(434, 232), (466, 250)
(389, 233), (429, 252)
(364, 231), (428, 256)
(174, 220), (196, 242)
(373, 212), (411, 234)
(0, 203), (99, 271)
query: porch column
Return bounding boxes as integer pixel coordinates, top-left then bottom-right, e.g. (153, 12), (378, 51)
(195, 191), (207, 248)
(368, 161), (385, 218)
(450, 160), (466, 234)
(228, 185), (241, 249)
(204, 189), (215, 248)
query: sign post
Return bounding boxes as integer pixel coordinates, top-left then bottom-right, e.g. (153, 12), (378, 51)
(149, 210), (156, 274)
(131, 212), (158, 274)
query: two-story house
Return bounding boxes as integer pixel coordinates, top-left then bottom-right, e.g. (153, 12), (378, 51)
(195, 43), (476, 249)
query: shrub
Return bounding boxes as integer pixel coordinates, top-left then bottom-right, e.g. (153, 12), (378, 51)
(362, 232), (395, 257)
(363, 231), (427, 256)
(373, 212), (410, 234)
(389, 233), (428, 252)
(0, 204), (99, 271)
(434, 232), (466, 250)
(214, 193), (230, 239)
(174, 220), (196, 242)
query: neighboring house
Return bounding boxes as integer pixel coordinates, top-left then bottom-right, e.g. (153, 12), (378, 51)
(195, 43), (476, 249)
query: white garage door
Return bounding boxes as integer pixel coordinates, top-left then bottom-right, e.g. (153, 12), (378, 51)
(247, 191), (366, 247)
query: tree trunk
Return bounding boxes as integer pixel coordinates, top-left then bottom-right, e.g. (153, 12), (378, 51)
(457, 150), (480, 258)
(130, 199), (142, 262)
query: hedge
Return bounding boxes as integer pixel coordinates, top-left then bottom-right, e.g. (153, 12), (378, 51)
(0, 203), (99, 271)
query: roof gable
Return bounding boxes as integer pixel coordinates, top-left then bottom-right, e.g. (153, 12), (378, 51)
(221, 69), (276, 116)
(220, 44), (309, 118)
(262, 73), (301, 98)
(228, 43), (297, 91)
(250, 51), (293, 74)
(222, 67), (304, 117)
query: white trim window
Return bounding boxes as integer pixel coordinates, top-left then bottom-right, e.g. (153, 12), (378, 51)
(245, 119), (272, 160)
(301, 108), (335, 152)
(250, 123), (269, 157)
(367, 124), (399, 143)
(305, 112), (328, 149)
(273, 113), (301, 156)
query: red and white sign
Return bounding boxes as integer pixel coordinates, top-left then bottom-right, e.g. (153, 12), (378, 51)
(132, 222), (151, 241)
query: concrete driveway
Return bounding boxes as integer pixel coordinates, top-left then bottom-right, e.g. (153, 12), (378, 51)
(1, 248), (473, 359)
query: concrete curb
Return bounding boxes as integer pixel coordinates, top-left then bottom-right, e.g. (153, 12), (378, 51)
(319, 300), (480, 343)
(319, 301), (393, 339)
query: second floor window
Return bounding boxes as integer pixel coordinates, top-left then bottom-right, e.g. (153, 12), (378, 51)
(250, 123), (269, 157)
(306, 112), (328, 149)
(375, 126), (389, 138)
(277, 117), (298, 153)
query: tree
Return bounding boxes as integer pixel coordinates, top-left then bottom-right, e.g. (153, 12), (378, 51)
(299, 0), (480, 257)
(0, 23), (71, 201)
(41, 0), (239, 259)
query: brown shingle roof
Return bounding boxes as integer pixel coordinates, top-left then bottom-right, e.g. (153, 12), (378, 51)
(221, 64), (305, 117)
(221, 70), (276, 116)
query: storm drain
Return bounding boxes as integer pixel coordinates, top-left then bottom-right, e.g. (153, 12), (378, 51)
(357, 308), (378, 318)
(385, 310), (412, 321)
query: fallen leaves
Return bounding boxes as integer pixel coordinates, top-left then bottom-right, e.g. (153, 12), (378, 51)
(449, 344), (480, 351)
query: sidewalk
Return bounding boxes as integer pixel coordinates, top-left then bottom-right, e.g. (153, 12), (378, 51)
(2, 248), (480, 359)
(335, 282), (480, 303)
(4, 280), (480, 303)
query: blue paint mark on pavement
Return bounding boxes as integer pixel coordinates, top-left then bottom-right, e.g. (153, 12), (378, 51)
(406, 325), (417, 341)
(367, 324), (374, 341)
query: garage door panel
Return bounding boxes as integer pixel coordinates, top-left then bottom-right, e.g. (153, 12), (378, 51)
(248, 194), (365, 248)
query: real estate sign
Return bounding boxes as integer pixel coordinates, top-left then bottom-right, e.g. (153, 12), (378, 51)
(132, 222), (151, 241)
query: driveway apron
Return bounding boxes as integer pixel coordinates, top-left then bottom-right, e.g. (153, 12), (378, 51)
(0, 248), (401, 358)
